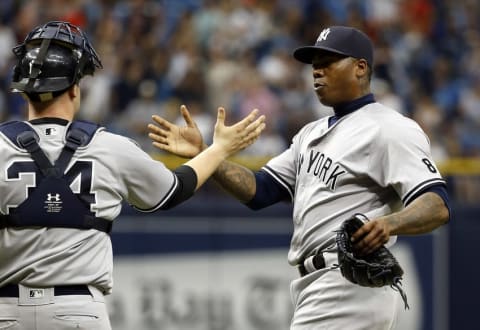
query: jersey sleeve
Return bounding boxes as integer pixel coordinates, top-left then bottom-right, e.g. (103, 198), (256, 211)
(368, 119), (446, 205)
(105, 134), (178, 212)
(261, 128), (307, 201)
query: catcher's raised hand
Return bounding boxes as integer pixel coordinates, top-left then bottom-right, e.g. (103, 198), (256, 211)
(350, 217), (391, 255)
(211, 107), (265, 157)
(179, 107), (265, 190)
(148, 105), (204, 158)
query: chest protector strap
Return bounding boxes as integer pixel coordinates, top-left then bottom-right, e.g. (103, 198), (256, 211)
(0, 120), (112, 234)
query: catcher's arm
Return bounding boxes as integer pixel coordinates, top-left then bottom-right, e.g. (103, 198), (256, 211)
(352, 192), (449, 255)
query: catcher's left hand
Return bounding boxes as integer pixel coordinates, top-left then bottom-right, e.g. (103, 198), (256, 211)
(335, 213), (410, 309)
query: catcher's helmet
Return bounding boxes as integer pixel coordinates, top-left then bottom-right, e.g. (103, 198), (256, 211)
(11, 21), (102, 101)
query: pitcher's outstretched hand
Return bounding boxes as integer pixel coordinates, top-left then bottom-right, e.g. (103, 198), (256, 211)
(148, 105), (204, 158)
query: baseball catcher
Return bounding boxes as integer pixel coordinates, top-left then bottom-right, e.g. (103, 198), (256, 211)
(335, 213), (410, 309)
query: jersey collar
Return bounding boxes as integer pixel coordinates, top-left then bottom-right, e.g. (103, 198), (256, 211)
(334, 93), (375, 117)
(29, 117), (69, 126)
(329, 93), (375, 127)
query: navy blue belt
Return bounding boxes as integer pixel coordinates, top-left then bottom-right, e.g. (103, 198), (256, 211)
(0, 284), (91, 297)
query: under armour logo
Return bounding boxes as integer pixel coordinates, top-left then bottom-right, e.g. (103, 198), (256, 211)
(46, 193), (61, 202)
(45, 193), (63, 213)
(317, 28), (331, 42)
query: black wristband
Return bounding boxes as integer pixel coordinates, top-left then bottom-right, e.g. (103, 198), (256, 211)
(161, 165), (198, 209)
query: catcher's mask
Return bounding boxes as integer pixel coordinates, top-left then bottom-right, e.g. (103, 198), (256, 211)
(10, 21), (102, 102)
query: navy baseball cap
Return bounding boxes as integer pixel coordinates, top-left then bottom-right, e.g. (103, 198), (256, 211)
(293, 26), (374, 67)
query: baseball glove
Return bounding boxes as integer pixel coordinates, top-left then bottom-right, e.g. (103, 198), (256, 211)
(335, 213), (409, 309)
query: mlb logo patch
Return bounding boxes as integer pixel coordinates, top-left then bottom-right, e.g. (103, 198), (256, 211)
(45, 127), (58, 136)
(29, 289), (44, 298)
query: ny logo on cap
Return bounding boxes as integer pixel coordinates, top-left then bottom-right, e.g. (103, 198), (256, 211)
(317, 28), (331, 42)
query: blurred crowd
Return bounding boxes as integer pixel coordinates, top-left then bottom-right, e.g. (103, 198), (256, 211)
(0, 0), (480, 160)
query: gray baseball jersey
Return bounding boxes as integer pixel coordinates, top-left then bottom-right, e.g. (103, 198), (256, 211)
(0, 119), (177, 294)
(263, 102), (445, 266)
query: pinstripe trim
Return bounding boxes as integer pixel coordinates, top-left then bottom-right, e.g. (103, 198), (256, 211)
(402, 178), (446, 205)
(134, 173), (179, 213)
(262, 166), (294, 200)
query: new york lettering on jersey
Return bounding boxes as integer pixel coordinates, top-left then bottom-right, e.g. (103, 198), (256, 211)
(303, 150), (346, 190)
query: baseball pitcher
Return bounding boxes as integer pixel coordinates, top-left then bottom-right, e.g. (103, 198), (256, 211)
(148, 26), (451, 330)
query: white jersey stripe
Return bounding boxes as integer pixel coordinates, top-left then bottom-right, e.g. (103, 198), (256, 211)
(402, 178), (446, 205)
(133, 174), (179, 212)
